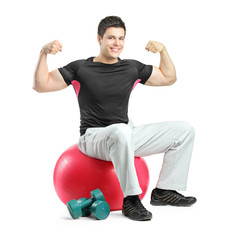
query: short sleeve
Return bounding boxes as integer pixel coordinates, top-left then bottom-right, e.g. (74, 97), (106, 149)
(135, 61), (153, 85)
(58, 60), (81, 86)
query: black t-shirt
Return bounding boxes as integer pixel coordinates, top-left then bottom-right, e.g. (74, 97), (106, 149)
(58, 57), (153, 136)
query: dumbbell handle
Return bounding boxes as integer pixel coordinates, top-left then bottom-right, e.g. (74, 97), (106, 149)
(78, 189), (105, 210)
(79, 198), (93, 209)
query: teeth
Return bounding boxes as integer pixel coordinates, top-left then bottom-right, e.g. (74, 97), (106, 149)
(111, 48), (119, 52)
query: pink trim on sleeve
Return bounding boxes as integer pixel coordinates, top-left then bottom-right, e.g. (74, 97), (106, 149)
(71, 80), (81, 98)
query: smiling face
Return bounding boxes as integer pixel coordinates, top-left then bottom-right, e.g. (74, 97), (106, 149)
(97, 27), (125, 63)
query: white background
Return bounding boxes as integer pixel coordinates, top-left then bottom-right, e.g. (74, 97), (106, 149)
(1, 0), (234, 239)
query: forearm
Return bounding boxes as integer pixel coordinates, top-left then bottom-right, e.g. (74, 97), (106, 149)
(33, 50), (49, 91)
(159, 48), (177, 81)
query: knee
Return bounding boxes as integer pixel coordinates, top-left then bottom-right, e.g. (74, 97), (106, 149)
(180, 121), (195, 140)
(109, 123), (132, 143)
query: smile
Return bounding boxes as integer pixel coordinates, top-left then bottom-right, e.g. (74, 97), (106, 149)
(110, 48), (120, 53)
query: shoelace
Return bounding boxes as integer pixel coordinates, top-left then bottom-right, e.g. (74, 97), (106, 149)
(133, 199), (148, 213)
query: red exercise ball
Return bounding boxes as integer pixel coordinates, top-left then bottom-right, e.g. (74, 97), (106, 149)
(53, 144), (149, 211)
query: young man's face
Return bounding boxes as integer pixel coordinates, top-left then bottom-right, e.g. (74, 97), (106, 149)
(98, 27), (125, 60)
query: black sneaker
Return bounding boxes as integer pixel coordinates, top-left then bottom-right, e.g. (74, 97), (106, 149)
(150, 188), (197, 207)
(122, 196), (152, 221)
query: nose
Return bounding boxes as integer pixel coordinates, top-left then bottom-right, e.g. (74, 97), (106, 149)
(114, 38), (120, 46)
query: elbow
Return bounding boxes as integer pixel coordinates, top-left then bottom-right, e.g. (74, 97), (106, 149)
(166, 76), (177, 86)
(33, 85), (41, 93)
(33, 80), (44, 93)
(33, 81), (40, 92)
(33, 86), (45, 93)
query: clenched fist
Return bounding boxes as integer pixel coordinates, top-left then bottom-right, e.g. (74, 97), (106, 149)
(41, 40), (63, 55)
(145, 40), (165, 53)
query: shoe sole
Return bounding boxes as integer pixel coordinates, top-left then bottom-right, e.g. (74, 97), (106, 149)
(122, 210), (152, 221)
(150, 198), (197, 207)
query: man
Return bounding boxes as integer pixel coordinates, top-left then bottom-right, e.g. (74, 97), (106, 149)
(33, 16), (196, 221)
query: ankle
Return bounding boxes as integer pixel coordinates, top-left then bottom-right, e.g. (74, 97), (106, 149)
(124, 195), (139, 201)
(154, 187), (168, 194)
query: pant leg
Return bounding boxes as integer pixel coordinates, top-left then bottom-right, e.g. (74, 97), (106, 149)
(78, 122), (142, 197)
(132, 121), (195, 191)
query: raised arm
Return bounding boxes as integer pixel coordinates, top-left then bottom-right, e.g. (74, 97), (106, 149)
(33, 40), (67, 93)
(145, 41), (177, 86)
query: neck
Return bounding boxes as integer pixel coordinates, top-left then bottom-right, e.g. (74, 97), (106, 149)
(93, 55), (119, 64)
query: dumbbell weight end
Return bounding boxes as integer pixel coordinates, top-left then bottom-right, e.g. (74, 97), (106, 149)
(91, 200), (110, 220)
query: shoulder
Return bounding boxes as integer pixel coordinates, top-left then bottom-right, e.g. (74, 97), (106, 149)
(61, 58), (89, 73)
(120, 59), (140, 71)
(67, 58), (87, 67)
(121, 59), (146, 68)
(121, 59), (140, 65)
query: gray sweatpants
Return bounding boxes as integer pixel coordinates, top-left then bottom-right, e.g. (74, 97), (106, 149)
(78, 120), (195, 197)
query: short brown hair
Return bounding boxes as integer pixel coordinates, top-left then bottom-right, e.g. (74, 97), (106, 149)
(98, 16), (126, 38)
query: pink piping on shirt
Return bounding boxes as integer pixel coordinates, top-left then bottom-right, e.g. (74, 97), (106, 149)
(71, 78), (140, 98)
(132, 79), (141, 92)
(72, 80), (81, 98)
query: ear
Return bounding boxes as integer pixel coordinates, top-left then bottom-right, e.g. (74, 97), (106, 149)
(97, 35), (102, 46)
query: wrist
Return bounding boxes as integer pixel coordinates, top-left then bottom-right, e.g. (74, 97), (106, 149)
(160, 46), (167, 54)
(40, 48), (48, 55)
